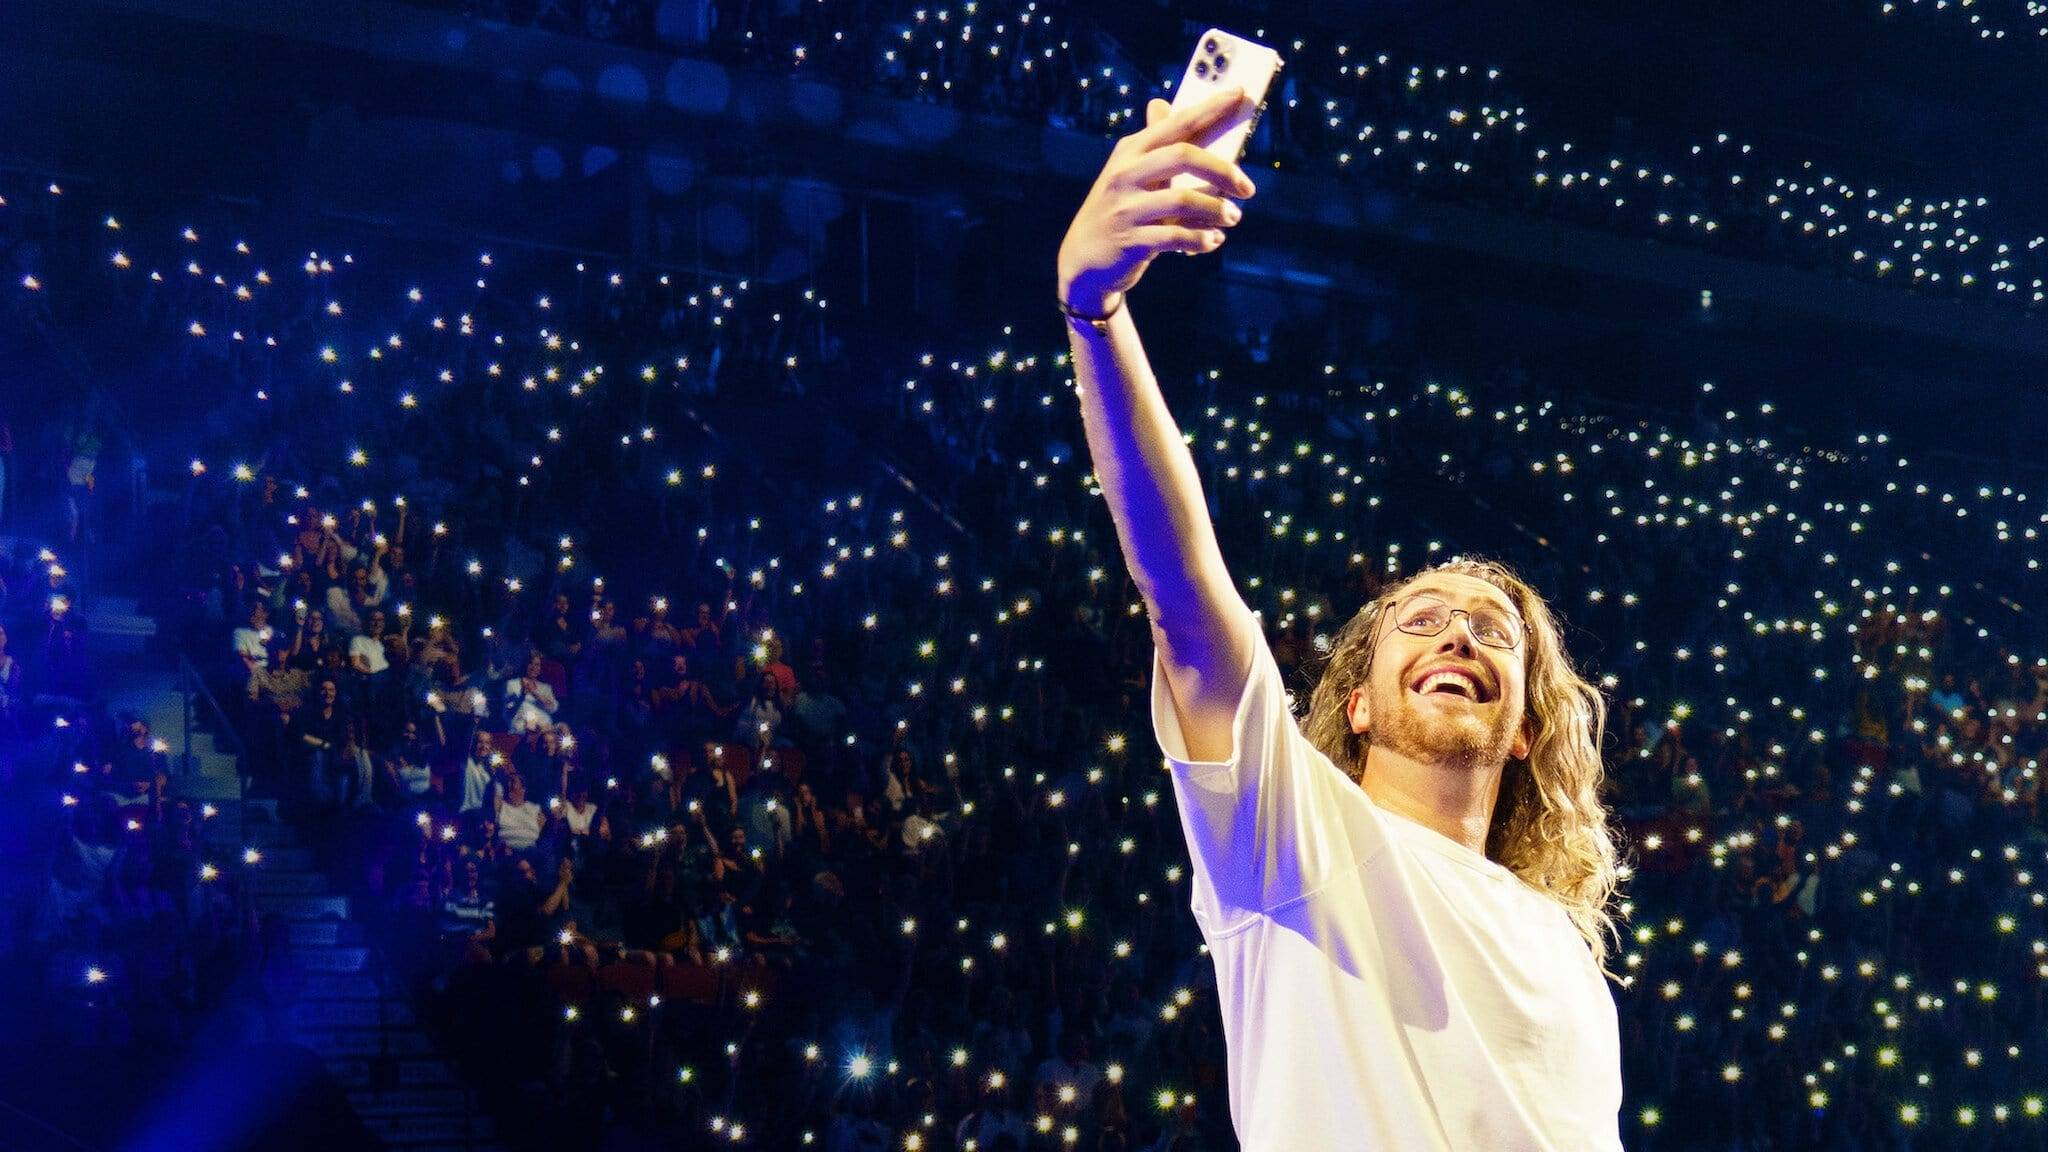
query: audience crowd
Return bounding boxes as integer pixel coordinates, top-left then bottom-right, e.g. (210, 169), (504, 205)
(2, 58), (2047, 1151)
(388, 0), (2048, 312)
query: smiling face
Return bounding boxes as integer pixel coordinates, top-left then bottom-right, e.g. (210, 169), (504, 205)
(1346, 571), (1533, 774)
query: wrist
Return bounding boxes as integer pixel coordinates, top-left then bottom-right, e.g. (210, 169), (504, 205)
(1058, 286), (1123, 322)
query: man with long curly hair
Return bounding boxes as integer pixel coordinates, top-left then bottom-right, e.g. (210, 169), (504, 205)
(1056, 86), (1625, 1149)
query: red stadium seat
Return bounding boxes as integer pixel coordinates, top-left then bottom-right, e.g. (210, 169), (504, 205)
(659, 962), (722, 1004)
(596, 959), (657, 1001)
(543, 961), (594, 1006)
(714, 743), (755, 791)
(538, 658), (569, 700)
(761, 746), (805, 786)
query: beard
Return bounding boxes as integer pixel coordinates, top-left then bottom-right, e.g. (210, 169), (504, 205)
(1364, 674), (1522, 775)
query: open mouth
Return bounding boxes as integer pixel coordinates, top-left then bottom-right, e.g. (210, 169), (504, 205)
(1411, 668), (1489, 703)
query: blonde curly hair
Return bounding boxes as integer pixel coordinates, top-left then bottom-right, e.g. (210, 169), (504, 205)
(1299, 557), (1625, 975)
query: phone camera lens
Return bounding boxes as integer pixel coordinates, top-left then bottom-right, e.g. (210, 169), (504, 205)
(1204, 37), (1219, 54)
(1214, 55), (1229, 74)
(1193, 59), (1209, 77)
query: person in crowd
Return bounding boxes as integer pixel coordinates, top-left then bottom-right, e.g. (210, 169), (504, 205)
(494, 773), (547, 859)
(105, 713), (171, 820)
(295, 675), (358, 806)
(0, 622), (24, 741)
(460, 729), (499, 815)
(506, 650), (561, 732)
(732, 670), (784, 748)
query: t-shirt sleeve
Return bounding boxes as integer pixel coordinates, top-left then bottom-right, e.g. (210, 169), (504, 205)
(1151, 610), (1371, 935)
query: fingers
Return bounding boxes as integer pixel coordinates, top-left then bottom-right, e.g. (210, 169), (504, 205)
(1128, 224), (1226, 256)
(1144, 98), (1170, 129)
(1123, 141), (1256, 199)
(1129, 85), (1254, 153)
(1120, 186), (1242, 230)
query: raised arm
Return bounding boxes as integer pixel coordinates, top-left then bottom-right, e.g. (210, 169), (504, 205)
(1056, 87), (1259, 763)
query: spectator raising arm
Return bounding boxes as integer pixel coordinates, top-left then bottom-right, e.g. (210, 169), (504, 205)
(1056, 85), (1260, 763)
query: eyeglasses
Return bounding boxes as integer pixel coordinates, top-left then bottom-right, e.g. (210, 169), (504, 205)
(1386, 594), (1523, 651)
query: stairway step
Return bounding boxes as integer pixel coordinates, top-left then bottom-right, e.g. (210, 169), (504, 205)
(91, 630), (151, 655)
(248, 870), (328, 896)
(395, 1059), (463, 1087)
(347, 1088), (477, 1116)
(295, 1028), (434, 1057)
(213, 822), (296, 849)
(253, 893), (350, 920)
(253, 846), (317, 871)
(193, 796), (281, 825)
(84, 610), (157, 636)
(301, 973), (382, 1000)
(168, 768), (243, 801)
(289, 999), (416, 1030)
(292, 945), (371, 973)
(326, 1059), (374, 1089)
(361, 1112), (494, 1143)
(328, 1057), (456, 1090)
(288, 920), (367, 948)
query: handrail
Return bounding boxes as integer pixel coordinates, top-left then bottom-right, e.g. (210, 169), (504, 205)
(175, 651), (248, 767)
(0, 1096), (105, 1152)
(175, 652), (250, 929)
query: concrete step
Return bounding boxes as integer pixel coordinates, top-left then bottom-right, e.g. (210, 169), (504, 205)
(295, 1027), (434, 1058)
(251, 846), (317, 871)
(208, 819), (295, 849)
(347, 1088), (478, 1117)
(291, 945), (370, 973)
(84, 609), (156, 636)
(360, 1111), (495, 1144)
(96, 595), (141, 617)
(289, 999), (416, 1030)
(302, 973), (382, 1000)
(90, 627), (151, 656)
(195, 795), (283, 826)
(171, 773), (243, 802)
(253, 893), (350, 920)
(248, 870), (329, 896)
(328, 1058), (464, 1090)
(288, 920), (366, 948)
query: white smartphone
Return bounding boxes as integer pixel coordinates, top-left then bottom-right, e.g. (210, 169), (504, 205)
(1167, 29), (1284, 194)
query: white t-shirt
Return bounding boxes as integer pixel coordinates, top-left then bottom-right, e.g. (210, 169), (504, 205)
(497, 799), (544, 851)
(232, 626), (270, 663)
(395, 760), (433, 796)
(350, 634), (390, 675)
(1150, 626), (1623, 1152)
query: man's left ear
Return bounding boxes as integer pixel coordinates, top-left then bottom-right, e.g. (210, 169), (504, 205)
(1510, 716), (1534, 762)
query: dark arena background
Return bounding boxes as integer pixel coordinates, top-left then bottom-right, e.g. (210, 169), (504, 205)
(3, 1), (2048, 1149)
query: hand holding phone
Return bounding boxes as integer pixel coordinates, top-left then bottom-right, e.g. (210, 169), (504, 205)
(1056, 29), (1280, 318)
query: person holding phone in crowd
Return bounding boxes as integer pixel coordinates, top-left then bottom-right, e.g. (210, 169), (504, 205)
(1056, 74), (1625, 1150)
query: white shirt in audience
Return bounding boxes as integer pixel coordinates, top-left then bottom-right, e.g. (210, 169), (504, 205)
(496, 797), (544, 852)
